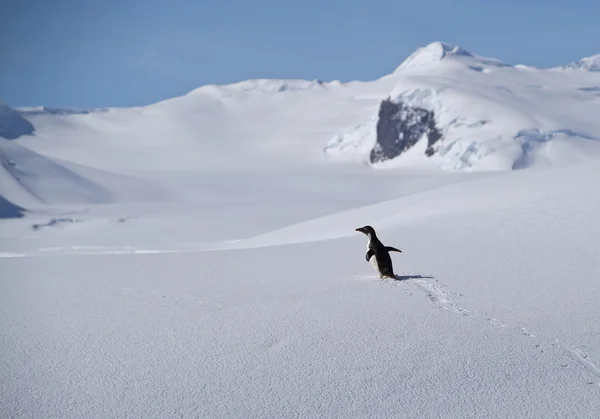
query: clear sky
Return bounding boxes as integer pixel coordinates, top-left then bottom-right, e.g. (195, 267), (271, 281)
(2, 0), (599, 108)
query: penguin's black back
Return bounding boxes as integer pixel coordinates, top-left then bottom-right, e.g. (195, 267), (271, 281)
(369, 237), (395, 278)
(374, 248), (395, 277)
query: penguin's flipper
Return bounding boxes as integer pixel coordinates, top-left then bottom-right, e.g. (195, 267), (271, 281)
(385, 246), (402, 253)
(365, 249), (375, 262)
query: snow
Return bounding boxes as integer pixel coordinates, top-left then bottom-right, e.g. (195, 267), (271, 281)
(2, 41), (600, 418)
(558, 54), (600, 72)
(188, 78), (339, 96)
(328, 42), (600, 170)
(0, 140), (167, 210)
(393, 41), (475, 72)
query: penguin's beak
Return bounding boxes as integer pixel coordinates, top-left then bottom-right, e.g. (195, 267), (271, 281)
(355, 227), (365, 234)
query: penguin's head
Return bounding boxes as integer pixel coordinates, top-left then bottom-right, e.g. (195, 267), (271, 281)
(355, 225), (376, 237)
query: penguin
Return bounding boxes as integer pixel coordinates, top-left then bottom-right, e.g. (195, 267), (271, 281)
(355, 225), (402, 279)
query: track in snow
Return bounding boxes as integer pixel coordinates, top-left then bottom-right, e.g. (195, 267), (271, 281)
(381, 275), (600, 388)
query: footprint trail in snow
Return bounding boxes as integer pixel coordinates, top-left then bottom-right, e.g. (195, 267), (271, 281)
(377, 275), (600, 388)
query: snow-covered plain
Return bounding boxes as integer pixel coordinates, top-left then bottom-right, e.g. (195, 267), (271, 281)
(2, 42), (600, 418)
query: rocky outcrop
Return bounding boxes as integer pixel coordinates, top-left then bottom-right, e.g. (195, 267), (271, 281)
(370, 98), (442, 163)
(0, 193), (25, 219)
(0, 104), (34, 140)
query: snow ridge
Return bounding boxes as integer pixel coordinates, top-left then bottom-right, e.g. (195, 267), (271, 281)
(188, 78), (343, 96)
(0, 140), (113, 206)
(558, 54), (600, 72)
(0, 140), (167, 216)
(327, 44), (600, 171)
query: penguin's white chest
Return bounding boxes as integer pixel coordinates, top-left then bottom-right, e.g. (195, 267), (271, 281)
(369, 253), (379, 272)
(366, 237), (379, 273)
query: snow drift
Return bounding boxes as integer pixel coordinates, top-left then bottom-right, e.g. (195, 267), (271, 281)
(0, 139), (166, 217)
(0, 140), (112, 206)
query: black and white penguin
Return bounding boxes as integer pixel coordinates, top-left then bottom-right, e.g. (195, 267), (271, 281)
(355, 225), (402, 279)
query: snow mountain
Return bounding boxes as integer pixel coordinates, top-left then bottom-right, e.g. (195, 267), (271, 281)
(1, 42), (598, 174)
(2, 41), (600, 217)
(559, 54), (600, 72)
(325, 42), (600, 170)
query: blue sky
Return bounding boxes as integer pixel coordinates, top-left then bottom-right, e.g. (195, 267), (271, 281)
(2, 0), (599, 108)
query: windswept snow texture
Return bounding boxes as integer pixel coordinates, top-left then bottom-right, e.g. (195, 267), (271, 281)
(3, 162), (600, 418)
(0, 140), (112, 205)
(0, 140), (167, 218)
(2, 41), (600, 418)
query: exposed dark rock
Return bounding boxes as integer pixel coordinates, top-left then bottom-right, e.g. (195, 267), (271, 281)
(579, 86), (600, 95)
(0, 193), (25, 219)
(0, 104), (35, 140)
(32, 218), (81, 230)
(370, 98), (442, 163)
(20, 107), (99, 116)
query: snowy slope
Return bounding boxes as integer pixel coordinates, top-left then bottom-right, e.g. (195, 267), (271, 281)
(325, 42), (600, 171)
(2, 160), (600, 418)
(9, 78), (389, 174)
(4, 41), (600, 177)
(2, 41), (600, 418)
(558, 54), (600, 72)
(1, 40), (598, 214)
(0, 140), (167, 213)
(0, 140), (112, 206)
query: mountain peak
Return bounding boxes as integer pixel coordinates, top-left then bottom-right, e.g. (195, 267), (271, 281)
(395, 41), (473, 72)
(559, 54), (600, 72)
(427, 41), (473, 57)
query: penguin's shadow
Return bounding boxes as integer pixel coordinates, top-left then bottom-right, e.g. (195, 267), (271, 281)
(393, 274), (434, 281)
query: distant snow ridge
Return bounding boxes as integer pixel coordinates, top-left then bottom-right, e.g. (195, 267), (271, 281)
(4, 39), (600, 177)
(0, 104), (34, 140)
(326, 41), (600, 171)
(0, 104), (107, 141)
(18, 106), (106, 116)
(189, 78), (343, 96)
(394, 41), (510, 73)
(395, 42), (473, 71)
(559, 54), (600, 72)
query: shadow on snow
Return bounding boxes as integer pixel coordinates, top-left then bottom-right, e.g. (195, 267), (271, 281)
(393, 274), (434, 281)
